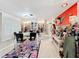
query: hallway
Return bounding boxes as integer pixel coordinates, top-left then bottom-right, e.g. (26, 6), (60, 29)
(0, 0), (78, 58)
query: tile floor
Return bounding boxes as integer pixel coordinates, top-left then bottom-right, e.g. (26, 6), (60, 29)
(38, 33), (60, 58)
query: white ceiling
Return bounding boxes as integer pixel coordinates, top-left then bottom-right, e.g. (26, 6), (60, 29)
(0, 0), (77, 20)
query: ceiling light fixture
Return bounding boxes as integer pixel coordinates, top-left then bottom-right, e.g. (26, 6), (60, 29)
(61, 2), (68, 7)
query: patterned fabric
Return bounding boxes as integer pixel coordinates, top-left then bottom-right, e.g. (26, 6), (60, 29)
(2, 40), (40, 58)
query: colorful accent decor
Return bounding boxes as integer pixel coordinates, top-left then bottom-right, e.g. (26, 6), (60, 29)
(56, 2), (77, 26)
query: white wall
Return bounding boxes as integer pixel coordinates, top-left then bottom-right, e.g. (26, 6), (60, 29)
(0, 11), (21, 57)
(0, 13), (2, 41)
(77, 1), (79, 23)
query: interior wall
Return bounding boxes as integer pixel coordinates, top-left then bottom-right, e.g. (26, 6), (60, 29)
(78, 1), (79, 17)
(0, 11), (21, 57)
(57, 2), (77, 26)
(0, 13), (2, 41)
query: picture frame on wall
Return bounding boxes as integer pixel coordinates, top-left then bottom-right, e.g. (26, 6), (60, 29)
(69, 16), (79, 25)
